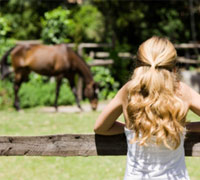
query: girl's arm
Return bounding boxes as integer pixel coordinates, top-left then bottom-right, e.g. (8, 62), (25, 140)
(181, 82), (200, 132)
(188, 86), (200, 117)
(94, 84), (128, 135)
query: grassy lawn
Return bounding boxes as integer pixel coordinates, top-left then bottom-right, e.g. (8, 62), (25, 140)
(0, 106), (199, 180)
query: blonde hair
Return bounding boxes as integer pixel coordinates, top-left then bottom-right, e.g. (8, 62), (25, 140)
(127, 36), (187, 149)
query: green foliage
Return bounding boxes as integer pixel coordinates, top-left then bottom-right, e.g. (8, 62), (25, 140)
(41, 5), (105, 44)
(0, 79), (14, 109)
(0, 38), (15, 64)
(153, 8), (185, 41)
(4, 10), (40, 40)
(0, 0), (69, 40)
(91, 66), (119, 99)
(189, 66), (196, 71)
(72, 5), (105, 43)
(109, 44), (133, 86)
(41, 6), (75, 44)
(0, 0), (41, 40)
(19, 73), (75, 108)
(0, 73), (75, 109)
(0, 15), (11, 38)
(92, 1), (194, 46)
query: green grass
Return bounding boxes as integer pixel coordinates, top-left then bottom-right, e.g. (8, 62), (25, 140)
(0, 107), (199, 180)
(185, 111), (200, 180)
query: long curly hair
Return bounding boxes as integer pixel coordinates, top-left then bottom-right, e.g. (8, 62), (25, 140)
(126, 36), (187, 149)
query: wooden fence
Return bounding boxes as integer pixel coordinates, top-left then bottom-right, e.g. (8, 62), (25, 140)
(0, 131), (199, 157)
(15, 41), (200, 65)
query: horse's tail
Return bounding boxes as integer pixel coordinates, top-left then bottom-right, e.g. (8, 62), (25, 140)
(0, 45), (16, 80)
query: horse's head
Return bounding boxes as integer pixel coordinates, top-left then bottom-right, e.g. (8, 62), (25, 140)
(84, 81), (99, 111)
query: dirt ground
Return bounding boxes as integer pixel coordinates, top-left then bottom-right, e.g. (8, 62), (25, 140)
(40, 101), (108, 113)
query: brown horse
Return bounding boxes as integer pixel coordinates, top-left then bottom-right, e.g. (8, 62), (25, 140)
(0, 43), (99, 111)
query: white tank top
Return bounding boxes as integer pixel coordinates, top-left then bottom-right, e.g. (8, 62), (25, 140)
(124, 127), (190, 180)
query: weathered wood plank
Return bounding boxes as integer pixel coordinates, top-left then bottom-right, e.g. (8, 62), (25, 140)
(16, 40), (42, 45)
(177, 57), (200, 64)
(0, 132), (199, 157)
(88, 59), (114, 66)
(174, 43), (200, 49)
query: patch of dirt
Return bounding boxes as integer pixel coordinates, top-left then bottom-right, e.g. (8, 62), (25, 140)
(40, 101), (108, 113)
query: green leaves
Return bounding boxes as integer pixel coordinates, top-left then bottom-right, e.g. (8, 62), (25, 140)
(0, 73), (75, 109)
(91, 66), (119, 99)
(41, 7), (75, 44)
(73, 5), (105, 43)
(156, 8), (185, 41)
(0, 16), (11, 38)
(18, 73), (75, 108)
(41, 5), (105, 44)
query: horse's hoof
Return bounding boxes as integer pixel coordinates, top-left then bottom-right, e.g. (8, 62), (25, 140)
(14, 105), (20, 111)
(78, 106), (84, 112)
(55, 107), (59, 112)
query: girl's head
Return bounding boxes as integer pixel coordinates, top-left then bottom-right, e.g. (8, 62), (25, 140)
(127, 36), (187, 149)
(137, 36), (177, 70)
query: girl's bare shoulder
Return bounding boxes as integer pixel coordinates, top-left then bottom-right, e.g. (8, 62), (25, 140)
(116, 81), (131, 99)
(178, 81), (193, 105)
(115, 81), (132, 107)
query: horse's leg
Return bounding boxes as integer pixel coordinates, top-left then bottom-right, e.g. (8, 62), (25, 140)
(68, 76), (83, 111)
(72, 86), (83, 111)
(13, 69), (30, 111)
(13, 72), (23, 111)
(14, 82), (21, 111)
(54, 76), (62, 111)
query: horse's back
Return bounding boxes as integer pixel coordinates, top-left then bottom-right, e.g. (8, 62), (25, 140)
(11, 45), (29, 69)
(11, 44), (71, 76)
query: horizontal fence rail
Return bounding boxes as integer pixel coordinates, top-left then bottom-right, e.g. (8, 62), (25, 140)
(14, 42), (200, 65)
(0, 132), (199, 157)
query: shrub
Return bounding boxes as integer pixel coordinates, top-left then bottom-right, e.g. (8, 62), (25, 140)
(91, 66), (119, 99)
(19, 73), (75, 108)
(72, 4), (105, 43)
(0, 16), (11, 39)
(0, 38), (16, 64)
(0, 73), (75, 109)
(106, 41), (135, 86)
(0, 79), (14, 109)
(41, 6), (75, 44)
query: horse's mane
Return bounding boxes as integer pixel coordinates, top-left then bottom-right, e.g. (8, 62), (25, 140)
(64, 43), (93, 77)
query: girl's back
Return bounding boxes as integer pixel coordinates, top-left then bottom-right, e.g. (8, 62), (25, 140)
(122, 81), (190, 179)
(124, 127), (189, 180)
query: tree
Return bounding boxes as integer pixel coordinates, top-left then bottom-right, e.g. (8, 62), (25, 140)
(72, 4), (105, 43)
(41, 6), (75, 44)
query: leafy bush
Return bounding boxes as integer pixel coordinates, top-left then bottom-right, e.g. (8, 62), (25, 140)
(152, 8), (186, 41)
(19, 73), (75, 108)
(0, 73), (75, 109)
(0, 38), (16, 64)
(41, 5), (105, 44)
(0, 16), (15, 62)
(41, 6), (75, 44)
(0, 0), (42, 40)
(109, 43), (133, 86)
(0, 16), (11, 38)
(91, 66), (119, 99)
(0, 79), (14, 109)
(72, 4), (105, 43)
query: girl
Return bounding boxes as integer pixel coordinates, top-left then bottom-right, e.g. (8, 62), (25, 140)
(94, 36), (200, 180)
